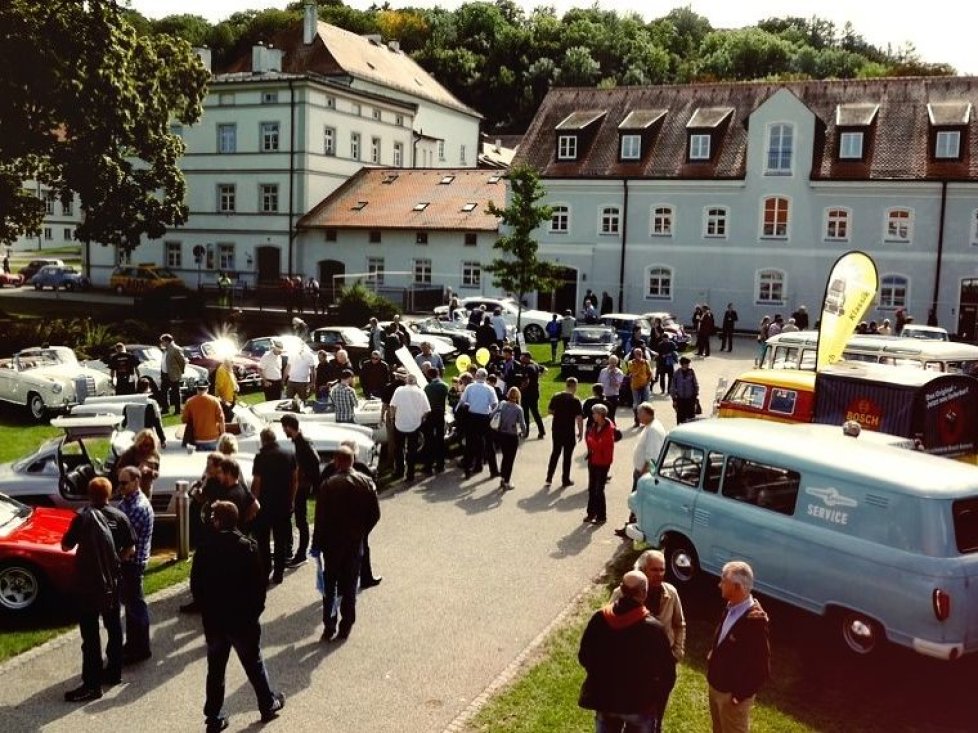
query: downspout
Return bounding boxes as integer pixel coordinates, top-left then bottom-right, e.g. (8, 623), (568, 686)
(287, 79), (296, 278)
(931, 180), (948, 325)
(617, 178), (629, 311)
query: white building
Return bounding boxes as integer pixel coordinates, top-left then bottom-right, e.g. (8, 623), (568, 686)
(10, 185), (83, 253)
(513, 78), (978, 338)
(86, 6), (481, 289)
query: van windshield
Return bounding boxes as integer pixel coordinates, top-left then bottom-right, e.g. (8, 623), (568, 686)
(952, 498), (978, 553)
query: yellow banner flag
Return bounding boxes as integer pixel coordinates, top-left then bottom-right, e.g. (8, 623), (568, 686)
(816, 251), (879, 370)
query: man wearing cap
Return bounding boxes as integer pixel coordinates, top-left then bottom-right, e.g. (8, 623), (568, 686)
(359, 351), (390, 399)
(182, 383), (226, 452)
(457, 368), (499, 479)
(330, 370), (358, 424)
(389, 374), (430, 482)
(107, 343), (139, 395)
(285, 343), (317, 401)
(159, 333), (187, 415)
(259, 341), (285, 401)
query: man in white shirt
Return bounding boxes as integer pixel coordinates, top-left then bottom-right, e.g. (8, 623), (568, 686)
(490, 308), (508, 345)
(285, 344), (317, 401)
(258, 341), (284, 401)
(616, 402), (667, 538)
(389, 374), (430, 482)
(457, 368), (499, 479)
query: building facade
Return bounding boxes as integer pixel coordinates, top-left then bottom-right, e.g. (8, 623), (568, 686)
(513, 78), (978, 337)
(10, 185), (83, 253)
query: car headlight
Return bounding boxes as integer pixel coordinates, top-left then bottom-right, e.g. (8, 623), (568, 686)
(50, 382), (64, 394)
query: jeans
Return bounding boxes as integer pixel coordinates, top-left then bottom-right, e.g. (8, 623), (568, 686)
(595, 711), (657, 733)
(293, 483), (310, 559)
(78, 602), (122, 689)
(522, 392), (545, 436)
(203, 620), (275, 720)
(495, 431), (519, 482)
(120, 563), (150, 656)
(587, 464), (610, 520)
(322, 545), (363, 635)
(393, 427), (420, 479)
(422, 417), (446, 472)
(254, 513), (293, 580)
(549, 339), (558, 362)
(464, 413), (498, 475)
(547, 433), (576, 484)
(631, 384), (651, 417)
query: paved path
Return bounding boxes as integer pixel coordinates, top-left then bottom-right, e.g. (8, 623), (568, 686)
(0, 351), (753, 733)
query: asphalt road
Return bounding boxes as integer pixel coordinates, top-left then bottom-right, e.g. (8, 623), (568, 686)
(0, 349), (754, 733)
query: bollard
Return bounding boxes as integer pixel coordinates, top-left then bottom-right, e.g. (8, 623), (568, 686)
(175, 480), (190, 560)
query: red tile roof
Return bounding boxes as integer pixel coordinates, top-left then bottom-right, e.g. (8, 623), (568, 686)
(514, 77), (978, 181)
(297, 168), (504, 232)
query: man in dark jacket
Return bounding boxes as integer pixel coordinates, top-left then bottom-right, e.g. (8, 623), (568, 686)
(359, 351), (390, 399)
(281, 415), (320, 567)
(61, 477), (136, 702)
(670, 357), (699, 425)
(250, 429), (297, 584)
(720, 303), (738, 352)
(312, 446), (380, 642)
(707, 561), (770, 733)
(192, 501), (285, 731)
(578, 570), (677, 732)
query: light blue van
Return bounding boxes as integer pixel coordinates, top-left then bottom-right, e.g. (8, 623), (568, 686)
(627, 418), (978, 660)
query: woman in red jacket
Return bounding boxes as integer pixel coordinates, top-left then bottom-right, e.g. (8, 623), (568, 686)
(584, 403), (617, 524)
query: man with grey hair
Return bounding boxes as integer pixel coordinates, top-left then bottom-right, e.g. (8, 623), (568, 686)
(578, 570), (676, 732)
(707, 560), (770, 733)
(389, 373), (430, 482)
(457, 367), (499, 479)
(414, 341), (444, 374)
(251, 428), (297, 584)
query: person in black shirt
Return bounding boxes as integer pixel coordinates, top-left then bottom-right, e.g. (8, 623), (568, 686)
(383, 324), (402, 366)
(251, 430), (297, 584)
(359, 351), (390, 399)
(107, 343), (139, 395)
(476, 316), (497, 351)
(546, 378), (584, 487)
(582, 384), (609, 431)
(515, 353), (547, 439)
(281, 415), (320, 566)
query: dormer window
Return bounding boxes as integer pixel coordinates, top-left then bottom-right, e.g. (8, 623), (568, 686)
(936, 130), (961, 159)
(839, 132), (864, 160)
(620, 135), (641, 160)
(689, 134), (711, 160)
(557, 135), (578, 160)
(617, 109), (666, 162)
(413, 202), (429, 211)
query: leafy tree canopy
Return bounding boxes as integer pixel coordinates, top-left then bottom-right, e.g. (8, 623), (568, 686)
(0, 0), (209, 249)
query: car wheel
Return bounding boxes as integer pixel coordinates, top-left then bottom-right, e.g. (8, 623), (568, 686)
(65, 282), (74, 291)
(665, 536), (699, 585)
(33, 283), (42, 291)
(0, 562), (44, 613)
(27, 392), (46, 422)
(837, 609), (885, 656)
(523, 324), (545, 343)
(115, 284), (124, 295)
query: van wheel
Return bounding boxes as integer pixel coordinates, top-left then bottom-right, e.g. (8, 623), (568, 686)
(665, 537), (699, 584)
(838, 610), (884, 656)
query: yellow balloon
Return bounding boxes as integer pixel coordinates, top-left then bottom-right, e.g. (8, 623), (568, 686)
(456, 354), (471, 371)
(475, 348), (490, 366)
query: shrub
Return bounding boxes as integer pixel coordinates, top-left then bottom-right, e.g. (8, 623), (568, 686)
(333, 282), (400, 324)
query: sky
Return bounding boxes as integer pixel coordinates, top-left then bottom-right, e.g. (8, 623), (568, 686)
(128, 0), (975, 75)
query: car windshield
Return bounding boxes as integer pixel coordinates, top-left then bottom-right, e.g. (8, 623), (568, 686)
(903, 328), (947, 341)
(153, 268), (177, 278)
(571, 329), (614, 345)
(341, 329), (370, 345)
(0, 495), (30, 533)
(15, 350), (68, 370)
(203, 339), (240, 359)
(12, 438), (61, 471)
(136, 347), (163, 362)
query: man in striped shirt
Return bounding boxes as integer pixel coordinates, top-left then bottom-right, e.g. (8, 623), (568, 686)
(118, 465), (154, 665)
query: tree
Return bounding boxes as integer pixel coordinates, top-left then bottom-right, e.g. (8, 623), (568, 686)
(0, 0), (209, 251)
(485, 165), (562, 335)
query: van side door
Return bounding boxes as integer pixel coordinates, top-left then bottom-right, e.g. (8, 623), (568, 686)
(642, 440), (705, 537)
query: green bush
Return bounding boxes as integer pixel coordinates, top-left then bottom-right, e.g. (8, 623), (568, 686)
(333, 282), (400, 324)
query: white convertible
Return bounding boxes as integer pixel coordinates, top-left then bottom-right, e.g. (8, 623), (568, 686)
(0, 346), (113, 421)
(82, 344), (209, 396)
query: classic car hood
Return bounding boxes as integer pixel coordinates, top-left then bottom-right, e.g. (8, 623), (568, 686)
(564, 345), (615, 356)
(24, 365), (105, 382)
(9, 505), (76, 546)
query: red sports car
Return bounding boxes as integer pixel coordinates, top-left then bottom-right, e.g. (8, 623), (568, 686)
(0, 493), (76, 614)
(0, 272), (24, 288)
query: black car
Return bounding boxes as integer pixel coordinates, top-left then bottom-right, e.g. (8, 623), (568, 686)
(560, 327), (621, 378)
(411, 317), (476, 352)
(308, 327), (373, 369)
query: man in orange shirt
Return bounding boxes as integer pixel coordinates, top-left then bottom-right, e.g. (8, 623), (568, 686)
(182, 384), (226, 452)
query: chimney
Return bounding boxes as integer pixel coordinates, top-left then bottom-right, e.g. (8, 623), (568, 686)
(252, 43), (283, 73)
(388, 40), (400, 52)
(194, 47), (212, 73)
(303, 2), (317, 46)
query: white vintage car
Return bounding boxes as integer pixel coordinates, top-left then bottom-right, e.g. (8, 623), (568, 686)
(434, 296), (557, 342)
(250, 397), (383, 427)
(0, 346), (113, 421)
(83, 344), (209, 395)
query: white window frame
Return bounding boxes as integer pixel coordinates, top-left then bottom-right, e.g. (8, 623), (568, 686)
(550, 204), (570, 233)
(217, 243), (235, 271)
(259, 121), (280, 152)
(259, 184), (279, 213)
(689, 134), (711, 160)
(323, 126), (335, 156)
(599, 206), (620, 235)
(765, 123), (794, 175)
(353, 103), (362, 117)
(460, 144), (467, 165)
(325, 95), (336, 109)
(557, 135), (578, 160)
(645, 265), (673, 300)
(165, 241), (182, 269)
(44, 191), (56, 215)
(261, 91), (278, 105)
(935, 130), (961, 159)
(372, 107), (381, 121)
(756, 269), (786, 305)
(824, 207), (851, 242)
(651, 205), (674, 237)
(63, 227), (72, 241)
(395, 114), (404, 127)
(61, 199), (73, 217)
(884, 207), (913, 243)
(413, 258), (432, 284)
(393, 142), (403, 167)
(703, 206), (728, 239)
(761, 196), (790, 239)
(351, 132), (361, 160)
(461, 261), (481, 289)
(367, 256), (385, 285)
(438, 140), (445, 161)
(43, 227), (53, 241)
(620, 134), (641, 160)
(879, 274), (909, 308)
(217, 124), (236, 154)
(371, 137), (381, 164)
(971, 209), (978, 246)
(839, 131), (863, 160)
(217, 184), (236, 213)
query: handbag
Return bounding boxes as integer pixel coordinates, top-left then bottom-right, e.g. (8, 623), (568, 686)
(489, 407), (502, 431)
(695, 399), (703, 415)
(613, 428), (623, 442)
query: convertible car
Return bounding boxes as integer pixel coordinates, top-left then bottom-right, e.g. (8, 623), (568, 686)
(0, 346), (113, 421)
(84, 344), (208, 395)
